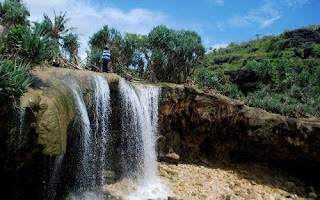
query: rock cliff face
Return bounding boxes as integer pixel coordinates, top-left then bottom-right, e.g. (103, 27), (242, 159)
(158, 84), (320, 169)
(0, 67), (120, 199)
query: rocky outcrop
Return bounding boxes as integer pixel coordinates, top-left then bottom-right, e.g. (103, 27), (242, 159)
(226, 69), (259, 94)
(0, 67), (121, 200)
(158, 84), (320, 168)
(282, 27), (320, 48)
(20, 67), (120, 156)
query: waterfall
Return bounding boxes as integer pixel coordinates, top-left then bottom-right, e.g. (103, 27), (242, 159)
(7, 107), (26, 155)
(119, 79), (145, 176)
(65, 74), (111, 193)
(135, 83), (160, 182)
(119, 79), (167, 199)
(91, 75), (111, 186)
(70, 85), (93, 189)
(18, 108), (26, 151)
(47, 155), (64, 200)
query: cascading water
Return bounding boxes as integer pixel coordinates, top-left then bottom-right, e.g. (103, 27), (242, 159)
(63, 74), (111, 198)
(136, 84), (160, 183)
(18, 108), (26, 151)
(7, 107), (26, 155)
(90, 75), (111, 186)
(69, 84), (93, 189)
(47, 154), (64, 200)
(119, 79), (168, 199)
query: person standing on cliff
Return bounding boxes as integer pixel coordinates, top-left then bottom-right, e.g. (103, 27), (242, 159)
(102, 45), (111, 73)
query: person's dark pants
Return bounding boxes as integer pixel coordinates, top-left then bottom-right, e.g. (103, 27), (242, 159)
(102, 59), (110, 72)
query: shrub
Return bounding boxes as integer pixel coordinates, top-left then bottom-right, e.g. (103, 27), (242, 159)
(311, 43), (320, 58)
(197, 67), (222, 89)
(0, 24), (57, 65)
(223, 84), (243, 99)
(0, 60), (31, 104)
(0, 0), (30, 28)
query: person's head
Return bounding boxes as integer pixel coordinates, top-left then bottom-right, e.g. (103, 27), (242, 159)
(104, 45), (109, 50)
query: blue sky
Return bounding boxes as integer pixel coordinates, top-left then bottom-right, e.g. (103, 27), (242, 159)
(102, 0), (320, 47)
(9, 0), (320, 58)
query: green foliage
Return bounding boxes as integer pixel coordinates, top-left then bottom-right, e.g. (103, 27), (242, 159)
(247, 92), (314, 116)
(0, 0), (30, 28)
(88, 25), (126, 72)
(88, 25), (112, 50)
(41, 11), (73, 46)
(63, 33), (80, 62)
(87, 25), (204, 82)
(197, 25), (320, 117)
(224, 84), (243, 99)
(311, 43), (320, 58)
(197, 67), (221, 89)
(148, 25), (205, 83)
(0, 24), (58, 65)
(0, 60), (31, 104)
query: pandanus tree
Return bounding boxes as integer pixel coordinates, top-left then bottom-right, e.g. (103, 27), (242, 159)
(88, 25), (151, 74)
(62, 33), (80, 64)
(41, 11), (74, 51)
(0, 0), (30, 29)
(40, 11), (81, 67)
(148, 25), (205, 83)
(88, 25), (124, 72)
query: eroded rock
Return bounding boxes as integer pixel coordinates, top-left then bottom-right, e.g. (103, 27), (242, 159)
(158, 83), (320, 169)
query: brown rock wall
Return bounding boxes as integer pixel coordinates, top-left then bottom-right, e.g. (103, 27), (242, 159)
(158, 84), (320, 166)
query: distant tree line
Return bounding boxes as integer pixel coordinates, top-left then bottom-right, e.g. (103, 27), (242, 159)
(87, 25), (205, 83)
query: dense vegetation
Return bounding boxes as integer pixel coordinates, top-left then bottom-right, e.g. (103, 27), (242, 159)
(0, 61), (31, 105)
(86, 25), (205, 83)
(196, 25), (320, 117)
(0, 0), (79, 109)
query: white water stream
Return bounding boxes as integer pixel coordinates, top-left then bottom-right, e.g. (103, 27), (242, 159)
(119, 79), (168, 200)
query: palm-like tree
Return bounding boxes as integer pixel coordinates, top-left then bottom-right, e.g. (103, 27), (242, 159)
(0, 0), (30, 29)
(63, 33), (80, 64)
(42, 11), (74, 47)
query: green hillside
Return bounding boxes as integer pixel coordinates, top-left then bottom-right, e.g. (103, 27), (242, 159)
(195, 25), (320, 117)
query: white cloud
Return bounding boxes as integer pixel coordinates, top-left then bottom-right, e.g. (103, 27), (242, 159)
(211, 42), (229, 49)
(23, 0), (168, 59)
(228, 1), (281, 28)
(284, 0), (309, 7)
(260, 16), (281, 28)
(206, 42), (229, 53)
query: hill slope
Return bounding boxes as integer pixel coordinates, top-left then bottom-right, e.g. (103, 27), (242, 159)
(196, 25), (320, 117)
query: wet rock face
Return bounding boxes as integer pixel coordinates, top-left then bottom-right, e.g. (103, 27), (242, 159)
(158, 84), (320, 168)
(0, 68), (121, 199)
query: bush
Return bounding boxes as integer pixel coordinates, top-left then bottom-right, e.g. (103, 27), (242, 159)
(311, 43), (320, 58)
(197, 67), (222, 89)
(245, 59), (275, 82)
(223, 84), (243, 99)
(0, 0), (30, 28)
(0, 24), (57, 65)
(0, 60), (31, 104)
